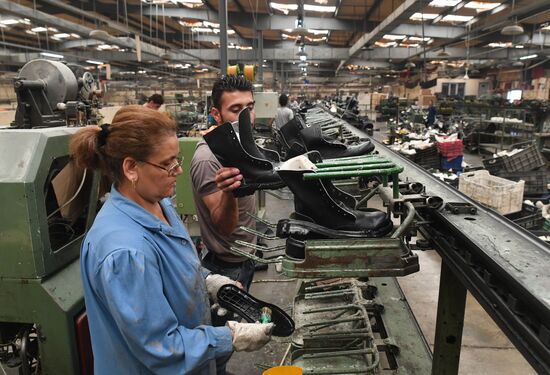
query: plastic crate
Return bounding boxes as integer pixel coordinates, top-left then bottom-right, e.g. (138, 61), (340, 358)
(504, 203), (545, 230)
(482, 145), (546, 174)
(437, 139), (463, 160)
(497, 170), (549, 195)
(441, 155), (463, 171)
(459, 170), (524, 215)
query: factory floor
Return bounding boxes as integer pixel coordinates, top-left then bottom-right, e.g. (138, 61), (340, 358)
(226, 121), (536, 374)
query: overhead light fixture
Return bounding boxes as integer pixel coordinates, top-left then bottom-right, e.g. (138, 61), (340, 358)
(512, 61), (524, 67)
(541, 24), (550, 33)
(515, 45), (524, 49)
(89, 29), (111, 39)
(410, 13), (439, 21)
(519, 54), (537, 60)
(465, 1), (502, 12)
(501, 0), (524, 36)
(270, 2), (298, 14)
(0, 19), (20, 25)
(303, 4), (336, 12)
(383, 34), (406, 40)
(429, 0), (461, 7)
(440, 15), (474, 23)
(40, 52), (64, 59)
(299, 55), (307, 61)
(501, 24), (524, 35)
(53, 33), (71, 39)
(31, 27), (48, 32)
(463, 68), (469, 80)
(437, 48), (450, 57)
(86, 60), (104, 65)
(488, 42), (511, 48)
(405, 61), (416, 69)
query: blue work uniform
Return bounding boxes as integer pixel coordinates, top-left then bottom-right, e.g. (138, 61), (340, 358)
(81, 187), (233, 375)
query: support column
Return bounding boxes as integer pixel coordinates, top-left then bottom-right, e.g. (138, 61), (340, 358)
(272, 60), (277, 92)
(257, 30), (263, 84)
(432, 261), (467, 375)
(218, 0), (228, 74)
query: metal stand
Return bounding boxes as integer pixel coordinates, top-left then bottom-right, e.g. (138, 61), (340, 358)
(432, 262), (467, 375)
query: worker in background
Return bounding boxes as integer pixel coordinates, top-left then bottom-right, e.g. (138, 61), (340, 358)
(71, 105), (272, 375)
(426, 100), (437, 128)
(273, 93), (294, 130)
(190, 75), (258, 375)
(143, 93), (164, 110)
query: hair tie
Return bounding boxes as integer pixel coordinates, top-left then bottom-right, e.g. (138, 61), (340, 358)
(97, 123), (110, 147)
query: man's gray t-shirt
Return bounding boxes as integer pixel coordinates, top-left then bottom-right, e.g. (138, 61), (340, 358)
(274, 107), (294, 130)
(190, 141), (256, 263)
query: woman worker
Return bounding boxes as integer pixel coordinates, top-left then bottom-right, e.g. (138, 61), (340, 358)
(70, 105), (272, 374)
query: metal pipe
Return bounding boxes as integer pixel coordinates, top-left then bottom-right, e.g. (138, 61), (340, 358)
(218, 0), (228, 74)
(391, 201), (415, 239)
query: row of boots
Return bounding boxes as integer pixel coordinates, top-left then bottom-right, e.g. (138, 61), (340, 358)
(203, 108), (393, 246)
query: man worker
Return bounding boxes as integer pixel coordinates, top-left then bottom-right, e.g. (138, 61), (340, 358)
(189, 75), (257, 375)
(143, 94), (164, 110)
(273, 93), (294, 130)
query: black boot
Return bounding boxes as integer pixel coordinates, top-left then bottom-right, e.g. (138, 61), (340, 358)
(277, 169), (393, 234)
(300, 124), (375, 159)
(236, 108), (281, 163)
(203, 121), (285, 197)
(278, 117), (308, 159)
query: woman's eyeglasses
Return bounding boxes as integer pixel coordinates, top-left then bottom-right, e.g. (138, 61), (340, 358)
(141, 156), (184, 176)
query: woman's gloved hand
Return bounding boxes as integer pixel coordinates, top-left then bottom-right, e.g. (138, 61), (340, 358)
(205, 274), (241, 304)
(227, 321), (274, 352)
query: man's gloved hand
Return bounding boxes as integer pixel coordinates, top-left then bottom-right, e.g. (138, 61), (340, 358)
(205, 274), (239, 304)
(227, 321), (274, 352)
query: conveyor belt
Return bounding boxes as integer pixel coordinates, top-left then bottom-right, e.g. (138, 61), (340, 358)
(345, 122), (550, 373)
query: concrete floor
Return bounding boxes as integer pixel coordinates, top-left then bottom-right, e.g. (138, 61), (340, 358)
(226, 121), (537, 374)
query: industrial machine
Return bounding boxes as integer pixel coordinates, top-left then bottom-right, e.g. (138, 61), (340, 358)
(11, 59), (101, 129)
(0, 59), (101, 374)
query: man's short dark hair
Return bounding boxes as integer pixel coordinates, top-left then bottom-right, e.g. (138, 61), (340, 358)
(279, 94), (289, 107)
(211, 75), (254, 110)
(148, 94), (164, 105)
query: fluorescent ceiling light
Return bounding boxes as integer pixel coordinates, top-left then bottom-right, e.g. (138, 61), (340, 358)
(270, 2), (298, 14)
(519, 54), (537, 60)
(375, 41), (397, 48)
(203, 21), (219, 28)
(300, 55), (307, 61)
(400, 43), (420, 48)
(0, 19), (19, 25)
(25, 30), (36, 35)
(515, 45), (524, 48)
(465, 1), (501, 12)
(53, 33), (71, 38)
(440, 14), (474, 22)
(487, 42), (511, 48)
(305, 36), (327, 42)
(383, 34), (406, 40)
(0, 24), (6, 28)
(191, 27), (215, 33)
(86, 60), (104, 65)
(40, 52), (64, 59)
(48, 27), (58, 32)
(410, 13), (439, 20)
(408, 36), (432, 42)
(70, 33), (81, 38)
(179, 20), (201, 27)
(429, 0), (461, 7)
(308, 29), (329, 35)
(303, 4), (336, 12)
(31, 27), (48, 32)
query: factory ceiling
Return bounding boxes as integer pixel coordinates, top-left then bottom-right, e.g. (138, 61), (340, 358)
(0, 0), (549, 83)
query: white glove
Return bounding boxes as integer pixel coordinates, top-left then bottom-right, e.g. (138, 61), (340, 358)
(205, 274), (238, 304)
(210, 303), (229, 317)
(227, 321), (274, 352)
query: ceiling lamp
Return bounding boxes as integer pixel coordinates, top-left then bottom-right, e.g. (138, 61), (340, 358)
(89, 29), (110, 39)
(463, 69), (469, 80)
(501, 24), (524, 35)
(512, 61), (524, 67)
(405, 61), (416, 69)
(541, 24), (550, 33)
(437, 48), (450, 57)
(501, 0), (524, 36)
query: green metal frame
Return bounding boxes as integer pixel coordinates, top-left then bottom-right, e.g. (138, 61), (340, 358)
(0, 129), (100, 374)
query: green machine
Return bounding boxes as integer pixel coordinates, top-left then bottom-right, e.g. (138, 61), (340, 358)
(0, 127), (100, 375)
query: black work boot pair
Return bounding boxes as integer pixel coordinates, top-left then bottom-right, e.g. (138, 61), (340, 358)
(203, 110), (392, 241)
(278, 115), (375, 160)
